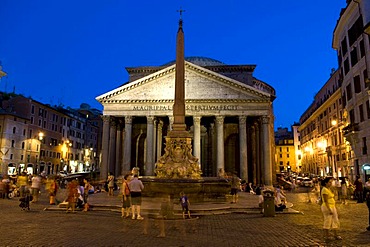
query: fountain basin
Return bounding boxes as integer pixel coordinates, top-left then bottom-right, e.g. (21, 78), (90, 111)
(141, 177), (231, 202)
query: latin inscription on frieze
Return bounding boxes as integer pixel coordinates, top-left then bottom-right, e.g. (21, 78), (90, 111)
(133, 105), (238, 112)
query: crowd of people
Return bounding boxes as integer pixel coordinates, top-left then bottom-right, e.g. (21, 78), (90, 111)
(2, 169), (370, 242)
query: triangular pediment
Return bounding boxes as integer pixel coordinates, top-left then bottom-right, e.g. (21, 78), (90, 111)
(96, 61), (272, 104)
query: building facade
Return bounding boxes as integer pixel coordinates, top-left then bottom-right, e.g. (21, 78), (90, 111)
(97, 56), (276, 185)
(274, 127), (297, 173)
(299, 68), (353, 179)
(333, 0), (370, 181)
(0, 94), (102, 176)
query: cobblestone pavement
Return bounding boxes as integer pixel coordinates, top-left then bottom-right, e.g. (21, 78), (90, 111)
(0, 190), (369, 247)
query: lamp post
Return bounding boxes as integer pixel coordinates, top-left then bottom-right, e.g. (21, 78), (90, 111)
(38, 132), (44, 174)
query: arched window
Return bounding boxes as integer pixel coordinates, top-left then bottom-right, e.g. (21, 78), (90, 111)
(21, 142), (25, 149)
(11, 140), (15, 148)
(12, 127), (16, 134)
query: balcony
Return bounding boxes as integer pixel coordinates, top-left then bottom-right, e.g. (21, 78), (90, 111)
(342, 123), (359, 145)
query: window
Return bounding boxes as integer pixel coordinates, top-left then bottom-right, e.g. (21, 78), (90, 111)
(367, 100), (370, 119)
(23, 129), (26, 136)
(363, 137), (367, 155)
(359, 104), (364, 122)
(344, 58), (350, 75)
(354, 75), (361, 93)
(360, 39), (365, 58)
(12, 127), (16, 134)
(364, 69), (368, 88)
(346, 84), (352, 101)
(341, 37), (348, 55)
(11, 140), (15, 147)
(10, 154), (13, 160)
(279, 147), (282, 152)
(287, 154), (290, 158)
(279, 154), (282, 158)
(348, 16), (363, 46)
(31, 105), (35, 114)
(21, 142), (25, 149)
(30, 116), (34, 124)
(349, 109), (355, 123)
(350, 47), (358, 67)
(286, 147), (289, 152)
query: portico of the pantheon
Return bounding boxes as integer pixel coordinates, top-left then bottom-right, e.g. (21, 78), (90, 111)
(96, 56), (276, 186)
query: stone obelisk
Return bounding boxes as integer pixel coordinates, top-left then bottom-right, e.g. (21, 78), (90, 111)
(169, 14), (189, 137)
(154, 13), (201, 179)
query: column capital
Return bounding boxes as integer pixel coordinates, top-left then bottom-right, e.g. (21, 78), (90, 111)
(261, 115), (270, 124)
(215, 116), (224, 125)
(125, 116), (133, 124)
(147, 116), (155, 124)
(101, 115), (110, 123)
(238, 116), (247, 124)
(193, 116), (202, 124)
(110, 117), (117, 127)
(117, 119), (124, 129)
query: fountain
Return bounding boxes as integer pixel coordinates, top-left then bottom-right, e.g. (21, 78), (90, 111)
(141, 12), (230, 202)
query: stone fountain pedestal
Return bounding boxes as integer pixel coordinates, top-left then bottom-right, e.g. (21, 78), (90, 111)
(141, 177), (231, 202)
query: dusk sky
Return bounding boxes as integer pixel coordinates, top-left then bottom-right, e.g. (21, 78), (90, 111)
(1, 0), (346, 129)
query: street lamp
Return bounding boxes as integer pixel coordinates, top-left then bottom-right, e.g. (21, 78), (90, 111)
(38, 132), (44, 174)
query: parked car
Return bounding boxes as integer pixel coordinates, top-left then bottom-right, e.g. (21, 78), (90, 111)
(301, 177), (313, 187)
(295, 177), (304, 185)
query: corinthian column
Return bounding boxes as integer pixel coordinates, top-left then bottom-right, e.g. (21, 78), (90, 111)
(146, 116), (154, 176)
(115, 119), (123, 178)
(193, 116), (201, 162)
(239, 116), (248, 180)
(216, 116), (225, 173)
(108, 118), (117, 175)
(123, 116), (133, 173)
(261, 116), (272, 186)
(100, 116), (110, 180)
(157, 120), (163, 159)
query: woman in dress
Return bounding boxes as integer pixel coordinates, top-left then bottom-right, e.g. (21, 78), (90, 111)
(321, 177), (341, 241)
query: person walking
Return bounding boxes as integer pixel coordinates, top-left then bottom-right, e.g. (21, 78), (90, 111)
(354, 176), (364, 203)
(321, 177), (341, 241)
(1, 175), (10, 199)
(66, 180), (79, 213)
(17, 172), (28, 198)
(128, 174), (144, 220)
(230, 172), (241, 204)
(47, 177), (58, 205)
(340, 178), (348, 205)
(31, 174), (42, 203)
(107, 173), (115, 196)
(121, 174), (131, 218)
(366, 191), (370, 231)
(83, 178), (91, 212)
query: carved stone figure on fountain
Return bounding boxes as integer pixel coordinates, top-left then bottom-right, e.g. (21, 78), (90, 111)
(155, 137), (201, 179)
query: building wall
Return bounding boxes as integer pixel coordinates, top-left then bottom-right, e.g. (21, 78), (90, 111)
(333, 0), (370, 181)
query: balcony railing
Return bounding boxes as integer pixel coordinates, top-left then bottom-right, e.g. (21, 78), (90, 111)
(342, 123), (359, 136)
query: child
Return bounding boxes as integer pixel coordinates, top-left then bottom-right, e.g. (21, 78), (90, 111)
(180, 192), (191, 219)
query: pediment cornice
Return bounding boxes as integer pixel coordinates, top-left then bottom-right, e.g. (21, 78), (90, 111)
(96, 61), (272, 103)
(101, 98), (269, 104)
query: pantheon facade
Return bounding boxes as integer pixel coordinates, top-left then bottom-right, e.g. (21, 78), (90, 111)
(96, 57), (276, 185)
